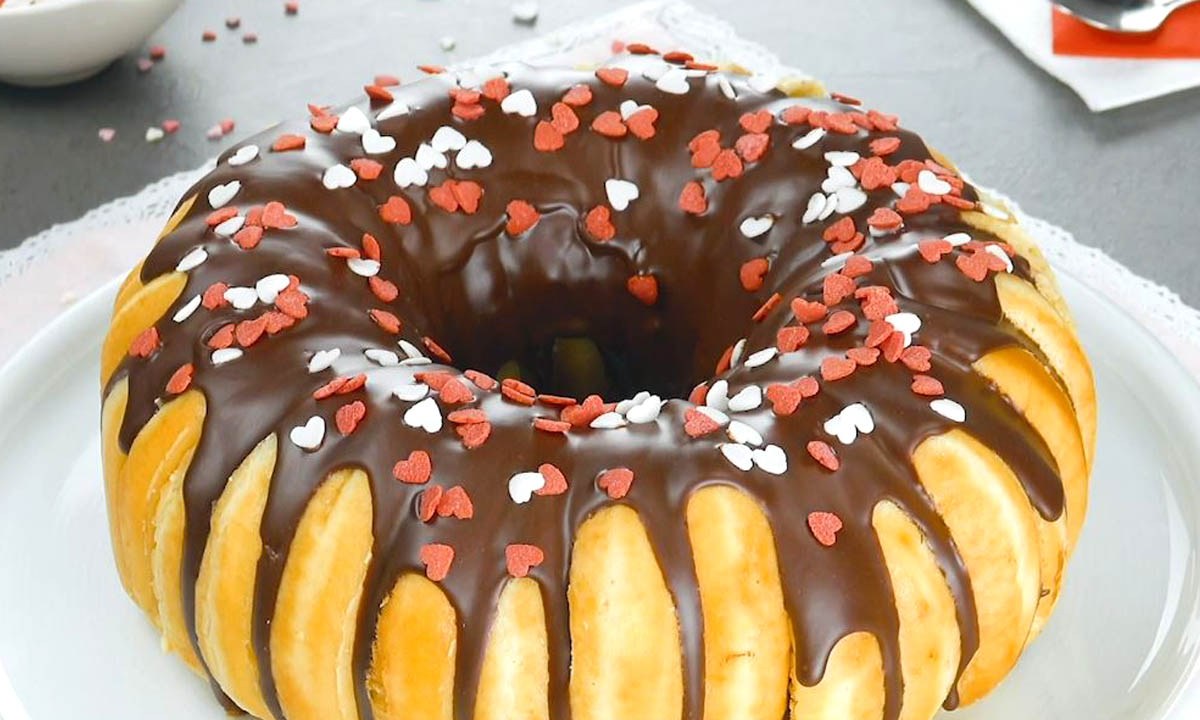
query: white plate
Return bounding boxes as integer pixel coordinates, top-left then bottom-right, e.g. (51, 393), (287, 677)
(0, 272), (1198, 720)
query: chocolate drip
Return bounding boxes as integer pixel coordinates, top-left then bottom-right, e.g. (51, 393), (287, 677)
(109, 54), (1066, 720)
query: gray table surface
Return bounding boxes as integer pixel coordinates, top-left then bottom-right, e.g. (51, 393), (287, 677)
(2, 0), (1199, 306)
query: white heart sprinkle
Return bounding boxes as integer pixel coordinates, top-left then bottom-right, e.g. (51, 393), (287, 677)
(365, 348), (400, 366)
(145, 127), (165, 143)
(403, 397), (443, 433)
(695, 405), (730, 426)
(818, 193), (838, 221)
(501, 88), (537, 117)
(730, 338), (747, 367)
(361, 128), (397, 155)
(706, 380), (730, 411)
(748, 74), (778, 93)
(640, 60), (669, 82)
(173, 295), (201, 323)
(224, 286), (259, 310)
(886, 312), (922, 347)
(207, 181), (241, 209)
(825, 151), (861, 167)
(985, 245), (1014, 273)
(727, 420), (763, 447)
(227, 145), (259, 166)
(720, 443), (754, 471)
(393, 157), (428, 188)
(931, 398), (966, 423)
(348, 258), (381, 277)
(289, 416), (326, 450)
(616, 390), (651, 416)
(392, 382), (430, 401)
(655, 67), (691, 95)
(619, 100), (650, 120)
(431, 125), (467, 153)
(625, 396), (664, 424)
(718, 76), (736, 100)
(255, 274), (290, 304)
(802, 193), (827, 224)
(743, 347), (778, 369)
(400, 357), (432, 366)
(917, 170), (952, 196)
(605, 179), (640, 211)
(740, 215), (774, 239)
(892, 182), (911, 198)
(398, 339), (426, 360)
(376, 102), (411, 122)
(792, 128), (825, 150)
(336, 106), (371, 134)
(727, 385), (763, 413)
(511, 1), (539, 23)
(945, 232), (972, 247)
(213, 215), (245, 237)
(308, 348), (341, 373)
(591, 412), (627, 429)
(824, 402), (875, 445)
(822, 166), (857, 193)
(835, 187), (868, 214)
(456, 140), (493, 169)
(752, 444), (787, 475)
(415, 142), (447, 171)
(508, 471), (545, 503)
(211, 348), (243, 365)
(323, 164), (357, 190)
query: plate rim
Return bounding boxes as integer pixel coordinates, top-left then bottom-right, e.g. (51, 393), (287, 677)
(2, 269), (1200, 719)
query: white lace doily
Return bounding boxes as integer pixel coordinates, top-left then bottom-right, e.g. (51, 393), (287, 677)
(2, 0), (1197, 377)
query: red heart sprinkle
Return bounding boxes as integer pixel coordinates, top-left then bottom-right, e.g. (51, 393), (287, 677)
(821, 356), (857, 381)
(880, 332), (906, 363)
(597, 467), (634, 499)
(847, 347), (880, 366)
(374, 74), (401, 87)
(369, 277), (399, 303)
(752, 292), (782, 323)
(626, 107), (658, 140)
(870, 137), (901, 156)
(739, 257), (769, 292)
(206, 207), (238, 227)
(533, 417), (572, 434)
(129, 327), (160, 358)
(350, 158), (383, 181)
(842, 254), (874, 278)
(867, 207), (903, 232)
(450, 180), (483, 215)
(715, 344), (734, 375)
(739, 110), (772, 134)
(735, 132), (770, 163)
(534, 120), (565, 151)
(449, 87), (481, 105)
(505, 544), (545, 578)
(457, 421), (492, 449)
(415, 371), (452, 390)
(595, 67), (628, 86)
(393, 450), (432, 484)
(823, 217), (857, 244)
(233, 225), (263, 250)
(711, 149), (743, 181)
(335, 400), (366, 435)
(235, 316), (268, 347)
(438, 486), (474, 519)
(261, 201), (297, 229)
(956, 252), (989, 282)
(537, 394), (578, 407)
(464, 369), (498, 391)
(590, 111), (627, 138)
(823, 310), (856, 335)
(551, 102), (579, 134)
(369, 309), (402, 334)
(684, 408), (720, 438)
(275, 287), (309, 320)
(428, 182), (459, 213)
(560, 394), (607, 427)
(912, 375), (945, 397)
(823, 273), (857, 306)
(439, 378), (475, 405)
(536, 463), (569, 495)
(378, 195), (412, 225)
(207, 324), (235, 350)
(505, 199), (540, 236)
(858, 158), (898, 191)
(795, 375), (820, 398)
(776, 325), (810, 353)
(561, 84), (592, 106)
(272, 134), (306, 152)
(364, 84), (393, 103)
(165, 363), (194, 395)
(452, 102), (485, 121)
(417, 486), (443, 522)
(423, 336), (453, 363)
(865, 320), (895, 348)
(896, 187), (934, 215)
(689, 128), (720, 152)
(447, 408), (487, 425)
(791, 298), (828, 323)
(807, 441), (840, 471)
(626, 274), (658, 306)
(830, 234), (865, 256)
(584, 206), (616, 241)
(901, 346), (933, 372)
(766, 383), (802, 416)
(310, 115), (338, 133)
(420, 543), (454, 581)
(808, 512), (843, 547)
(678, 181), (708, 215)
(626, 42), (658, 55)
(482, 76), (511, 102)
(780, 105), (810, 125)
(688, 383), (709, 405)
(202, 283), (229, 310)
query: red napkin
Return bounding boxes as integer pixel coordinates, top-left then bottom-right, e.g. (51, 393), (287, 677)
(1053, 5), (1200, 58)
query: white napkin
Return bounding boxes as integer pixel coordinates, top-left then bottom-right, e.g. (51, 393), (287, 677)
(967, 0), (1200, 111)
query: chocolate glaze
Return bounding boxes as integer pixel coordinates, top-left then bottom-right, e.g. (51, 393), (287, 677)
(110, 54), (1066, 720)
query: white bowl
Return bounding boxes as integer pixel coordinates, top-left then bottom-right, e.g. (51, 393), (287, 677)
(0, 0), (182, 87)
